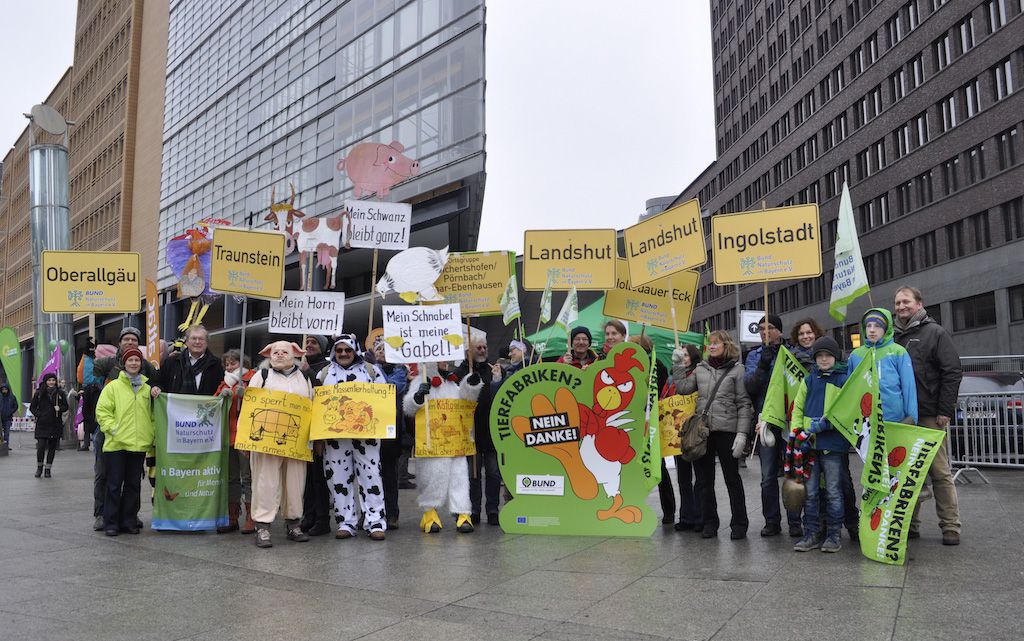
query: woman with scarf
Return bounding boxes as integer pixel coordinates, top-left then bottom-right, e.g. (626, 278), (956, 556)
(30, 373), (69, 478)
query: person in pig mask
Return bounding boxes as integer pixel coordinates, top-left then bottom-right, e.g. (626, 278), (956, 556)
(403, 361), (482, 534)
(245, 341), (314, 549)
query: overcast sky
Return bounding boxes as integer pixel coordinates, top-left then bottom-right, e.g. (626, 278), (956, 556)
(0, 2), (716, 253)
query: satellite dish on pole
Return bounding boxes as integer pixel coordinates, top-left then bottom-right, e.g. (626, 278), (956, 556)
(29, 104), (67, 136)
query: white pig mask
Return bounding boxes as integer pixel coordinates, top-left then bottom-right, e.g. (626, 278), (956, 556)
(259, 341), (304, 371)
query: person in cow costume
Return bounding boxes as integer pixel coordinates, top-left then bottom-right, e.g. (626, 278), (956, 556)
(403, 361), (482, 534)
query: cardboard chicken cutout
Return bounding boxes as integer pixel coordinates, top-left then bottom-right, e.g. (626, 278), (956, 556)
(376, 246), (449, 303)
(490, 343), (658, 537)
(166, 218), (230, 331)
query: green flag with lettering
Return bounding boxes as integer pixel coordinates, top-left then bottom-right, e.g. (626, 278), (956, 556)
(0, 327), (22, 415)
(824, 353), (890, 495)
(759, 346), (807, 429)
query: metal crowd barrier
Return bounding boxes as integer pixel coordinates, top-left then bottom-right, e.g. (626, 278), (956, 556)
(959, 355), (1024, 373)
(948, 391), (1024, 482)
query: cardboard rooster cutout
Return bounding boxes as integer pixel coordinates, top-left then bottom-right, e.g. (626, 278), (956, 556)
(166, 218), (230, 331)
(491, 343), (660, 537)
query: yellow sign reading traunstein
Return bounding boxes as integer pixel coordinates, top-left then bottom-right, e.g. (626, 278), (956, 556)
(523, 229), (616, 291)
(623, 199), (705, 286)
(210, 228), (286, 299)
(711, 205), (821, 285)
(41, 251), (141, 313)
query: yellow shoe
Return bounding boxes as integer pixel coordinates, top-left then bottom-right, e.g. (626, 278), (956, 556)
(456, 513), (475, 533)
(420, 509), (442, 534)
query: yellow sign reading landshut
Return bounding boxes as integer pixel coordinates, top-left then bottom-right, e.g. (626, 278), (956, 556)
(434, 251), (515, 317)
(603, 259), (700, 331)
(523, 229), (617, 291)
(41, 251), (141, 313)
(210, 228), (286, 299)
(623, 199), (706, 286)
(711, 205), (822, 285)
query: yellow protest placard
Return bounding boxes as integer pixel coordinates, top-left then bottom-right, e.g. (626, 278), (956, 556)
(711, 205), (821, 285)
(210, 227), (286, 299)
(310, 382), (397, 440)
(234, 387), (312, 461)
(434, 251), (515, 317)
(415, 398), (477, 457)
(658, 393), (697, 457)
(41, 251), (141, 313)
(603, 259), (700, 331)
(623, 200), (705, 286)
(523, 229), (617, 290)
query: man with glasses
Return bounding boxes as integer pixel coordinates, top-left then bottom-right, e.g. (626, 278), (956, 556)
(159, 325), (224, 396)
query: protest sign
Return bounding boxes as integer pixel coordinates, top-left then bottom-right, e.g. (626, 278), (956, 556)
(434, 251), (514, 317)
(343, 200), (412, 250)
(234, 387), (312, 461)
(310, 382), (396, 440)
(710, 205), (821, 285)
(153, 394), (229, 531)
(623, 199), (705, 286)
(382, 303), (464, 364)
(415, 398), (477, 457)
(603, 259), (699, 331)
(41, 251), (141, 313)
(210, 227), (286, 299)
(523, 229), (617, 290)
(145, 280), (161, 368)
(760, 346), (808, 429)
(659, 393), (697, 457)
(269, 291), (346, 335)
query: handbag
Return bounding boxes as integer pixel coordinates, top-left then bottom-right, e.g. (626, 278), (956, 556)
(678, 366), (730, 462)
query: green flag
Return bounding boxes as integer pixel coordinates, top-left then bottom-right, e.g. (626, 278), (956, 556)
(539, 271), (554, 324)
(641, 343), (661, 490)
(554, 286), (578, 331)
(0, 327), (23, 415)
(829, 181), (870, 321)
(858, 422), (946, 565)
(824, 352), (889, 495)
(759, 346), (807, 429)
(500, 274), (521, 326)
(153, 393), (230, 531)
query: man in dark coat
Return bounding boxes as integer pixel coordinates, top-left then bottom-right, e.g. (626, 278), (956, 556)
(298, 335), (332, 536)
(158, 325), (223, 396)
(457, 335), (498, 525)
(0, 382), (17, 448)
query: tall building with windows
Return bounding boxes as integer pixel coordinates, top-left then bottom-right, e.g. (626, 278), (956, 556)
(156, 0), (486, 353)
(678, 0), (1023, 354)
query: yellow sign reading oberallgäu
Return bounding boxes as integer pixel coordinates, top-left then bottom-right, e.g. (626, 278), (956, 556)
(434, 251), (515, 317)
(41, 251), (141, 313)
(523, 229), (616, 291)
(603, 259), (700, 331)
(711, 205), (821, 285)
(623, 199), (705, 286)
(210, 228), (286, 299)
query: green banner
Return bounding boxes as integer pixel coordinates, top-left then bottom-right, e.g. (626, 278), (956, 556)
(153, 393), (229, 531)
(639, 344), (661, 490)
(490, 342), (657, 536)
(859, 422), (946, 565)
(824, 354), (890, 495)
(0, 327), (22, 414)
(760, 345), (807, 429)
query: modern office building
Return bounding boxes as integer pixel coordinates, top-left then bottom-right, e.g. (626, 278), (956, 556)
(156, 0), (487, 355)
(675, 0), (1023, 355)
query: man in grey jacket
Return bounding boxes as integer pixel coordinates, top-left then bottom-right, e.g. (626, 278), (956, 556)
(893, 285), (962, 546)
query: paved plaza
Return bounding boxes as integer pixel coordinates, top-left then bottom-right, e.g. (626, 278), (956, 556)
(0, 439), (1019, 641)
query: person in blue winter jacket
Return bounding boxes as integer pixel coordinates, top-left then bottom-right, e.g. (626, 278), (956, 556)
(847, 308), (918, 425)
(791, 337), (849, 553)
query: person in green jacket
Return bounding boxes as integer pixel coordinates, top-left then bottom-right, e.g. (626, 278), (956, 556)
(95, 348), (155, 537)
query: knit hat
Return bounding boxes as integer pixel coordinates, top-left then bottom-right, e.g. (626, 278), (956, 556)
(509, 340), (526, 353)
(759, 314), (783, 332)
(40, 372), (58, 385)
(119, 326), (142, 341)
(811, 336), (842, 361)
(121, 347), (145, 364)
(570, 326), (592, 345)
(332, 334), (359, 353)
(310, 335), (329, 353)
(863, 310), (888, 330)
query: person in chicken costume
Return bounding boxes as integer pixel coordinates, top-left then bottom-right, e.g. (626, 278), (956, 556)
(403, 361), (482, 533)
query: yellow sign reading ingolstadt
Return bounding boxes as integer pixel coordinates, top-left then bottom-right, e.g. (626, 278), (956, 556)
(415, 398), (477, 457)
(210, 228), (286, 299)
(234, 387), (313, 461)
(523, 229), (616, 290)
(604, 259), (699, 331)
(711, 205), (821, 285)
(434, 251), (515, 317)
(310, 382), (397, 440)
(41, 251), (141, 313)
(623, 199), (705, 286)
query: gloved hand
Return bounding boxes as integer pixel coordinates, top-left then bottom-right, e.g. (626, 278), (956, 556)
(672, 347), (687, 366)
(467, 373), (481, 386)
(219, 386), (232, 398)
(758, 344), (778, 370)
(807, 417), (827, 434)
(732, 432), (749, 459)
(413, 382), (431, 405)
(757, 420), (775, 448)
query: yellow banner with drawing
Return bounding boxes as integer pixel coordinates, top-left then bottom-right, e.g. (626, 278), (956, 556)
(310, 382), (397, 440)
(658, 392), (697, 457)
(234, 387), (313, 461)
(415, 398), (477, 457)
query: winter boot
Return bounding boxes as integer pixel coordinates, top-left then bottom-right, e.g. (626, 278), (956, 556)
(34, 465), (43, 478)
(456, 513), (475, 533)
(285, 519), (309, 542)
(217, 502), (240, 533)
(821, 532), (842, 553)
(793, 531), (824, 552)
(254, 523), (272, 548)
(420, 509), (442, 534)
(240, 502), (255, 534)
(43, 465), (52, 478)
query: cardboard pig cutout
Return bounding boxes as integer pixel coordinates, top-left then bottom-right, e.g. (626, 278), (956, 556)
(337, 141), (419, 198)
(491, 343), (660, 537)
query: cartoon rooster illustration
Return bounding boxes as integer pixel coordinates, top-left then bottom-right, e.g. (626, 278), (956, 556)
(577, 348), (646, 523)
